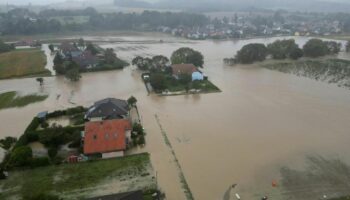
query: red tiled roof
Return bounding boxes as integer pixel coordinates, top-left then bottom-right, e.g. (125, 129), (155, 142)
(84, 119), (131, 155)
(171, 64), (197, 76)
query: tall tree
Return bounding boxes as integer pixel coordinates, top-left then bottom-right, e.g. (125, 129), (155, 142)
(171, 47), (204, 67)
(78, 38), (85, 48)
(303, 39), (329, 58)
(235, 43), (268, 64)
(86, 43), (99, 55)
(36, 77), (44, 86)
(48, 44), (55, 53)
(152, 55), (169, 71)
(105, 48), (117, 64)
(65, 62), (81, 82)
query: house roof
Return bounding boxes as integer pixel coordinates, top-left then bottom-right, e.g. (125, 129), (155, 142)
(37, 111), (48, 119)
(72, 50), (98, 68)
(84, 119), (131, 155)
(171, 64), (198, 76)
(86, 98), (129, 119)
(60, 42), (79, 54)
(86, 190), (144, 200)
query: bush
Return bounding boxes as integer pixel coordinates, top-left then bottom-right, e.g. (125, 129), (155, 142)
(0, 137), (17, 150)
(30, 157), (50, 168)
(48, 147), (58, 159)
(23, 193), (60, 200)
(41, 122), (49, 129)
(9, 146), (33, 167)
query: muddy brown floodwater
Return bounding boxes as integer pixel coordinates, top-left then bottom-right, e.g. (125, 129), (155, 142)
(1, 33), (350, 199)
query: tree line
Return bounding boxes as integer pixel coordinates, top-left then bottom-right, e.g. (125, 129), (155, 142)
(0, 8), (208, 35)
(227, 39), (344, 64)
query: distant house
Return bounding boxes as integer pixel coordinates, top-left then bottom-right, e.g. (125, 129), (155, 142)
(59, 42), (81, 58)
(171, 64), (204, 81)
(37, 111), (48, 121)
(86, 190), (144, 200)
(83, 119), (132, 158)
(72, 50), (98, 69)
(85, 98), (129, 121)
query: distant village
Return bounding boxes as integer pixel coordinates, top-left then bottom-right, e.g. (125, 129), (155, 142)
(157, 13), (344, 40)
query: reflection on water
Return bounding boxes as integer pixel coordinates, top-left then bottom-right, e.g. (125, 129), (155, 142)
(1, 34), (350, 199)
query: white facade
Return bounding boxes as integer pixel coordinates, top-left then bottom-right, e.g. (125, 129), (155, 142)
(102, 151), (124, 159)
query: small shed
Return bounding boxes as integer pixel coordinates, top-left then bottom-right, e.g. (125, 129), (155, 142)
(37, 111), (48, 121)
(192, 71), (204, 81)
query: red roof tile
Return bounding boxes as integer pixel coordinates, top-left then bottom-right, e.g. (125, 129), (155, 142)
(84, 119), (131, 155)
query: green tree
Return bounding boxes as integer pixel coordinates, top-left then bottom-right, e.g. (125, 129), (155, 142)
(127, 96), (137, 106)
(48, 44), (55, 53)
(152, 55), (169, 71)
(150, 73), (166, 91)
(267, 39), (299, 59)
(105, 48), (117, 64)
(178, 74), (192, 85)
(346, 41), (350, 52)
(65, 62), (81, 81)
(9, 146), (33, 167)
(86, 42), (99, 55)
(171, 47), (204, 67)
(78, 38), (85, 48)
(0, 137), (17, 150)
(289, 46), (303, 60)
(324, 41), (341, 54)
(303, 39), (329, 57)
(132, 56), (152, 70)
(235, 43), (268, 64)
(0, 40), (14, 53)
(36, 77), (44, 86)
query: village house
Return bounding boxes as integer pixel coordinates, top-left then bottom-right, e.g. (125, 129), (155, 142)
(171, 64), (204, 81)
(59, 42), (98, 69)
(85, 98), (129, 121)
(83, 119), (132, 159)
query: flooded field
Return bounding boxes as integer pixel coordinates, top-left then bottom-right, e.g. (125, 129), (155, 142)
(1, 33), (350, 199)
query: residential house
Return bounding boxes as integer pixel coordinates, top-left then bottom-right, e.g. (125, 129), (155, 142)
(86, 190), (144, 200)
(83, 119), (132, 158)
(59, 42), (81, 59)
(171, 64), (204, 81)
(85, 98), (129, 121)
(72, 50), (98, 69)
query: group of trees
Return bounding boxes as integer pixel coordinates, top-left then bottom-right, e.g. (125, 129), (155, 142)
(171, 47), (204, 68)
(233, 38), (343, 64)
(132, 48), (205, 92)
(0, 8), (208, 35)
(303, 39), (341, 57)
(132, 55), (169, 71)
(53, 53), (81, 82)
(132, 47), (204, 72)
(0, 40), (15, 54)
(267, 39), (303, 60)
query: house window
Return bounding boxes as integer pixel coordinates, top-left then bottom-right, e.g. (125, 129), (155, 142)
(93, 134), (97, 140)
(113, 132), (118, 138)
(105, 133), (109, 140)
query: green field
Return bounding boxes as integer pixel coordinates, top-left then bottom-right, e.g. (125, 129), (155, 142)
(0, 49), (50, 79)
(0, 91), (48, 110)
(0, 153), (154, 199)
